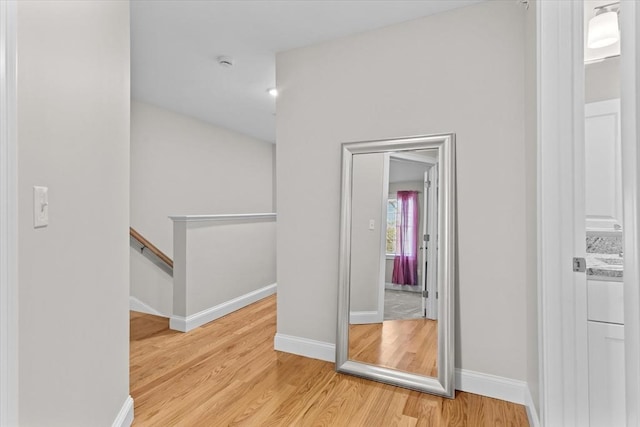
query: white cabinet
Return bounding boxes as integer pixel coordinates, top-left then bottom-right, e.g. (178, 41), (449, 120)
(588, 321), (626, 427)
(585, 99), (622, 231)
(587, 280), (624, 324)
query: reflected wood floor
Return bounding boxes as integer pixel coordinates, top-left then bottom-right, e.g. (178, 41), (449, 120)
(349, 318), (438, 377)
(130, 295), (529, 426)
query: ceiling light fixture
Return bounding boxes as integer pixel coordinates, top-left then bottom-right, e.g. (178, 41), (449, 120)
(267, 88), (278, 98)
(587, 2), (620, 49)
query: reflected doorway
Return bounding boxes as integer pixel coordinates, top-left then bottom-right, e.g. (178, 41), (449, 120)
(383, 153), (437, 321)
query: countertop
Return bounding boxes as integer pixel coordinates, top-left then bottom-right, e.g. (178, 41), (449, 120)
(586, 252), (623, 281)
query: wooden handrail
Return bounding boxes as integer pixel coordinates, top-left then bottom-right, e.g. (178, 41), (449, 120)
(130, 227), (173, 269)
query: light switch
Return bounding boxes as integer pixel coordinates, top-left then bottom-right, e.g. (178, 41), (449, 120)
(33, 186), (48, 228)
(369, 219), (375, 230)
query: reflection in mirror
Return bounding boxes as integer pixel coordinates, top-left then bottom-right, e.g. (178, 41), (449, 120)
(348, 150), (439, 376)
(336, 134), (455, 398)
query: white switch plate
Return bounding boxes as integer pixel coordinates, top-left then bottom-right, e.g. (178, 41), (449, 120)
(368, 219), (375, 230)
(33, 186), (48, 228)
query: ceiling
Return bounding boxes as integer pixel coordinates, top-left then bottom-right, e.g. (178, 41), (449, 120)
(130, 0), (483, 143)
(389, 159), (429, 184)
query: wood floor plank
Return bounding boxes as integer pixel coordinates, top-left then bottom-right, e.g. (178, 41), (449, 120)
(403, 389), (443, 426)
(130, 295), (529, 426)
(349, 319), (438, 376)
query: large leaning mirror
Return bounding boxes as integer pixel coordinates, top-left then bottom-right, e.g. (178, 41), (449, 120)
(336, 133), (456, 398)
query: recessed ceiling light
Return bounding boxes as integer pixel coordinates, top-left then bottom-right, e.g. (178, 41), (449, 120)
(267, 88), (278, 98)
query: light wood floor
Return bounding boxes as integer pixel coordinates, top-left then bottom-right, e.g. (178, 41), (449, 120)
(349, 318), (438, 377)
(130, 295), (529, 426)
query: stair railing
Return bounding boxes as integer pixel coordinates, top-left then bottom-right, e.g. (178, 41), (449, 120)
(129, 227), (173, 270)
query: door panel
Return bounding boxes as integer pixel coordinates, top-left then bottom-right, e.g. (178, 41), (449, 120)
(588, 321), (626, 427)
(585, 99), (622, 230)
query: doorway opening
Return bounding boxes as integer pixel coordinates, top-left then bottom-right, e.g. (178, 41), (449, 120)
(383, 152), (437, 321)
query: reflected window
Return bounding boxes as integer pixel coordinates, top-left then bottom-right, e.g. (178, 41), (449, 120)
(386, 194), (418, 257)
(386, 199), (397, 255)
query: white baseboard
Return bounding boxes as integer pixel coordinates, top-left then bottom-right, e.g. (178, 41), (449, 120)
(111, 395), (134, 427)
(385, 283), (422, 293)
(129, 296), (168, 318)
(349, 311), (381, 324)
(455, 369), (541, 423)
(273, 333), (335, 362)
(271, 334), (538, 419)
(524, 385), (541, 427)
(455, 368), (527, 404)
(170, 283), (276, 332)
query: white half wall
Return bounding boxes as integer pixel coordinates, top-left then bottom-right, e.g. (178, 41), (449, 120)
(170, 283), (276, 332)
(276, 0), (531, 382)
(130, 101), (274, 315)
(171, 215), (276, 325)
(16, 1), (131, 425)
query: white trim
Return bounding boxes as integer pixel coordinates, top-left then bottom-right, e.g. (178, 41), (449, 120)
(426, 163), (438, 319)
(378, 153), (390, 322)
(525, 385), (542, 427)
(274, 333), (541, 416)
(537, 1), (586, 425)
(273, 333), (335, 363)
(272, 333), (538, 412)
(572, 2), (590, 422)
(455, 369), (527, 405)
(111, 395), (134, 427)
(384, 282), (421, 293)
(168, 213), (276, 222)
(170, 283), (276, 332)
(390, 151), (438, 165)
(0, 2), (18, 425)
(620, 1), (640, 425)
(275, 335), (543, 422)
(130, 296), (168, 318)
(348, 311), (381, 324)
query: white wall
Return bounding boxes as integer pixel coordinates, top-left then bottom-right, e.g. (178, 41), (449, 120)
(586, 57), (620, 103)
(130, 101), (274, 313)
(349, 153), (386, 316)
(172, 218), (276, 318)
(130, 246), (173, 316)
(130, 101), (274, 257)
(277, 1), (531, 381)
(17, 1), (130, 425)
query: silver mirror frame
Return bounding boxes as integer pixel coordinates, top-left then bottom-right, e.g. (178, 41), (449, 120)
(336, 133), (456, 398)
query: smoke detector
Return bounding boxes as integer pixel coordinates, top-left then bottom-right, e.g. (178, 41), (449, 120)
(217, 56), (234, 68)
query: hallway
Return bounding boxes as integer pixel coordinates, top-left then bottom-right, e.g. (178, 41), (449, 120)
(130, 296), (528, 426)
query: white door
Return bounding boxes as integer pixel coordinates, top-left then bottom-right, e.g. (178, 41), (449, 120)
(588, 321), (626, 427)
(538, 2), (639, 425)
(425, 165), (438, 320)
(581, 99), (624, 424)
(585, 99), (622, 231)
(421, 170), (428, 317)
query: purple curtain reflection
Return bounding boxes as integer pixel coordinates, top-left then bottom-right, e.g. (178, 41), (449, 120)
(392, 191), (419, 286)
